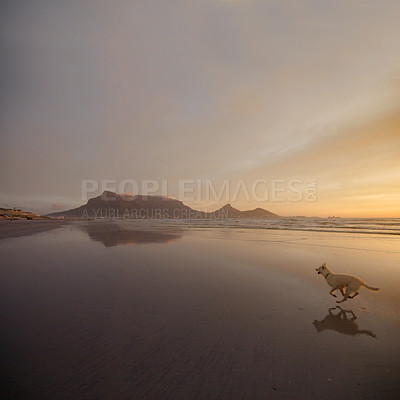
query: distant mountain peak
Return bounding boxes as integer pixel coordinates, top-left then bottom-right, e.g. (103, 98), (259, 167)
(48, 191), (279, 219)
(101, 190), (119, 198)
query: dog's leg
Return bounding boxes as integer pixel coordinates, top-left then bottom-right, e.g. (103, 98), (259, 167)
(339, 288), (345, 297)
(336, 296), (348, 303)
(329, 307), (340, 316)
(348, 292), (359, 299)
(329, 288), (338, 298)
(337, 287), (352, 303)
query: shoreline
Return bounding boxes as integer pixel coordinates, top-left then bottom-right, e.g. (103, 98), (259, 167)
(0, 219), (67, 240)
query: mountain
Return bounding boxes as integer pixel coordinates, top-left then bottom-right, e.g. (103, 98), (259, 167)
(48, 191), (196, 219)
(47, 191), (279, 219)
(240, 207), (278, 218)
(209, 203), (278, 219)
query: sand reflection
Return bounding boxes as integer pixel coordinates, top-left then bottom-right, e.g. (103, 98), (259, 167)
(81, 223), (182, 247)
(313, 306), (376, 338)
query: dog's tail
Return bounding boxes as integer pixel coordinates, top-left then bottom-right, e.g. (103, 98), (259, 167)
(362, 283), (380, 291)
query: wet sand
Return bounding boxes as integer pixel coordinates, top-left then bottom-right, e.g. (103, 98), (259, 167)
(0, 219), (66, 240)
(0, 221), (399, 399)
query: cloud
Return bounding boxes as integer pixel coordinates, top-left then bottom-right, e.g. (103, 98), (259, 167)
(240, 110), (400, 217)
(1, 0), (400, 215)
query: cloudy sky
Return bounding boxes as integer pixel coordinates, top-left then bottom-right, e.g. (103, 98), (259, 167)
(1, 0), (399, 217)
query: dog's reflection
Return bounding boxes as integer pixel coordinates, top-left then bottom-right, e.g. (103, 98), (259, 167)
(313, 306), (376, 338)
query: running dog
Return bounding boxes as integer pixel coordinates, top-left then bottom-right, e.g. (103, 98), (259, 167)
(315, 263), (379, 303)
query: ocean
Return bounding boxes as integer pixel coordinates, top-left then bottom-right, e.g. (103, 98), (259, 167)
(115, 217), (400, 236)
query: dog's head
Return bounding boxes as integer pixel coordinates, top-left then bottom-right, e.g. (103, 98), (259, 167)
(315, 262), (327, 275)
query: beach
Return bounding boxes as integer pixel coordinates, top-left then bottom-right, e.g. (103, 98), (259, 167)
(0, 219), (66, 240)
(1, 220), (399, 399)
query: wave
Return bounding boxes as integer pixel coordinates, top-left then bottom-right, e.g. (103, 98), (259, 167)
(127, 217), (400, 236)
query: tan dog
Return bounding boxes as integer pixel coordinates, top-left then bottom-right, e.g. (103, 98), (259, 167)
(315, 263), (379, 303)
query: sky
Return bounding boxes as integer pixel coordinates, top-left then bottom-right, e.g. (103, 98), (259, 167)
(1, 0), (399, 217)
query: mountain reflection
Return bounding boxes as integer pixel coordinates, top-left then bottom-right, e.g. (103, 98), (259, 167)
(81, 223), (182, 247)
